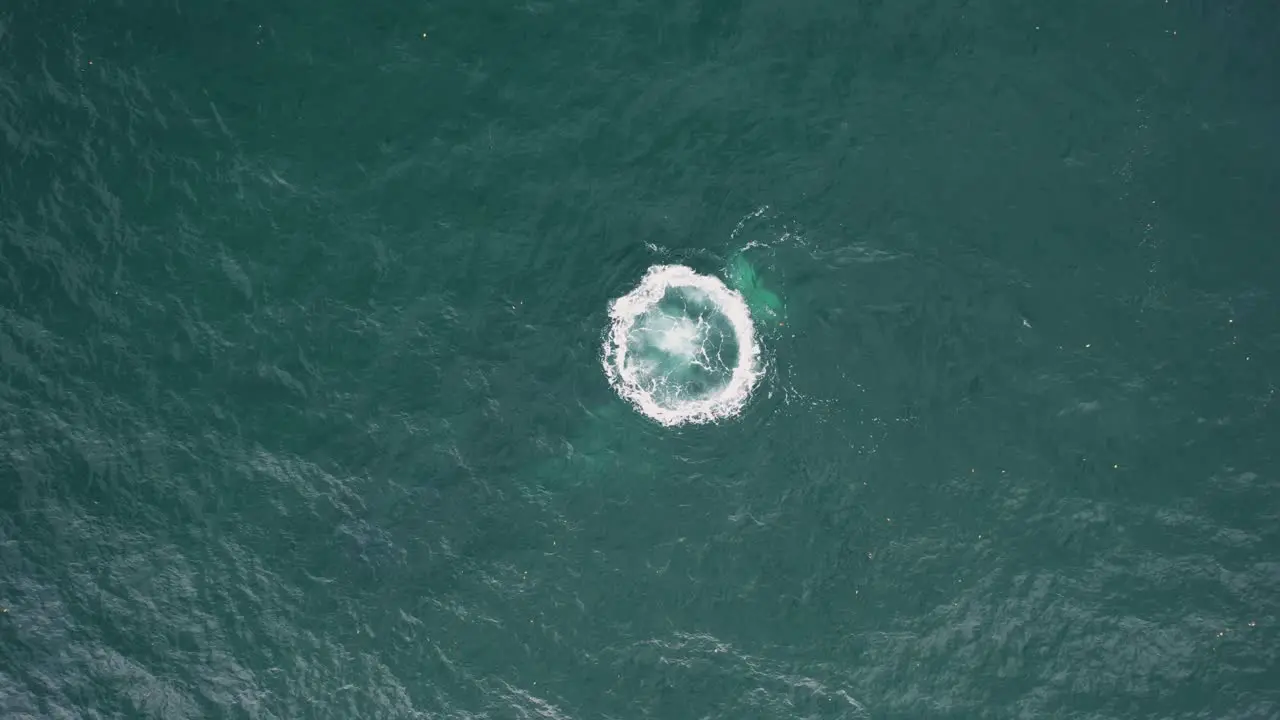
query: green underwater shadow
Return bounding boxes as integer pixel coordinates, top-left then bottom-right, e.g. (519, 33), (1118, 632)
(726, 253), (785, 327)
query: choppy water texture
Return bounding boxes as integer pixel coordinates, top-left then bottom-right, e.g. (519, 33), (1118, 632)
(2, 1), (1279, 717)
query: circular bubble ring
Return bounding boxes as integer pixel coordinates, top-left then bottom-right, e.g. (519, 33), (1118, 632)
(602, 264), (763, 426)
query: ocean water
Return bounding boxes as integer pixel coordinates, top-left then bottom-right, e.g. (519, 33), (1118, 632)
(2, 0), (1278, 717)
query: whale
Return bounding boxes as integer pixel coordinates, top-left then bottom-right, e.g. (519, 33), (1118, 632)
(726, 253), (784, 325)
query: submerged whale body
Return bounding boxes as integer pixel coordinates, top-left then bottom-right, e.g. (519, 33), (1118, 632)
(727, 253), (784, 324)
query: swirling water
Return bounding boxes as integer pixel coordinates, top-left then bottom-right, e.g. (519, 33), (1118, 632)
(1, 1), (1278, 718)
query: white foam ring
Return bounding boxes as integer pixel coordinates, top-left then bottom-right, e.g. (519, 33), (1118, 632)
(603, 265), (762, 426)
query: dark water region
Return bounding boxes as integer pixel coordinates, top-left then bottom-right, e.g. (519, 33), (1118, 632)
(2, 0), (1279, 717)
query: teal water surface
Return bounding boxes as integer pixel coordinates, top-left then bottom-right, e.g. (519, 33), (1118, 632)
(2, 1), (1279, 717)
